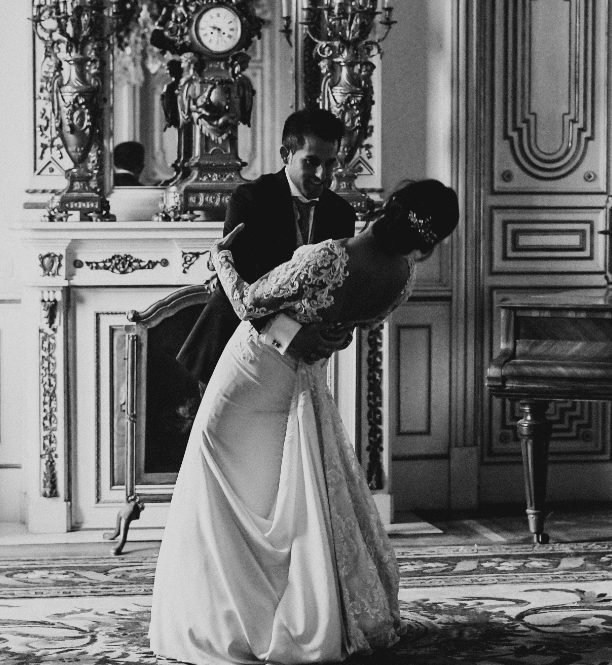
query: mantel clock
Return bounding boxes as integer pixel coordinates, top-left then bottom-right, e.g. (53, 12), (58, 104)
(191, 4), (244, 57)
(153, 1), (264, 221)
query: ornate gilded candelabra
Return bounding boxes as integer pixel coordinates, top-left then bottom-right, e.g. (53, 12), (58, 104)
(32, 0), (135, 221)
(294, 0), (396, 217)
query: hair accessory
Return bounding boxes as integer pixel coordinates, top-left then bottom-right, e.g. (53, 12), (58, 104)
(407, 210), (438, 246)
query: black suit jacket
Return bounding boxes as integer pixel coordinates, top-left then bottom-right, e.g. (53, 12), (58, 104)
(114, 171), (142, 187)
(176, 169), (357, 384)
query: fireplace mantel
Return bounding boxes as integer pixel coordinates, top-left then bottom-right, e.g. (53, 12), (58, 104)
(14, 219), (382, 534)
(15, 220), (224, 287)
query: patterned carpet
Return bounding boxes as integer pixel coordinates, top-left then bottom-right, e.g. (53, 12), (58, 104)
(0, 542), (610, 664)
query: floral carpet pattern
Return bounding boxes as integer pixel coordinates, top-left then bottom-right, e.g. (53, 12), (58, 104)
(0, 542), (610, 664)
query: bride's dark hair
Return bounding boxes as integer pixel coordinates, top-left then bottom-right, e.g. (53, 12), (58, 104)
(371, 179), (459, 255)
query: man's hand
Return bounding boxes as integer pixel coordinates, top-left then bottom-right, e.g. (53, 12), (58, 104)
(286, 322), (354, 364)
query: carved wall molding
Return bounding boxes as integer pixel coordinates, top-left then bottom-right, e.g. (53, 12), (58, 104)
(39, 252), (63, 277)
(366, 323), (384, 490)
(41, 290), (61, 331)
(503, 0), (595, 180)
(39, 291), (62, 498)
(490, 207), (606, 275)
(40, 328), (59, 497)
(74, 254), (169, 274)
(489, 398), (612, 463)
(181, 250), (208, 274)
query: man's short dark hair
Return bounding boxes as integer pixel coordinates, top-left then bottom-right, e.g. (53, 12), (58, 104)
(282, 108), (344, 154)
(114, 141), (145, 173)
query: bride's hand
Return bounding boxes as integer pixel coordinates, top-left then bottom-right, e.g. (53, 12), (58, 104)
(209, 223), (245, 267)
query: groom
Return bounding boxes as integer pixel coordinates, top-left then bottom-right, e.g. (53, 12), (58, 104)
(177, 108), (357, 386)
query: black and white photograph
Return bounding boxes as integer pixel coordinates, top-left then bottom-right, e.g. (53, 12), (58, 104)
(0, 1), (611, 664)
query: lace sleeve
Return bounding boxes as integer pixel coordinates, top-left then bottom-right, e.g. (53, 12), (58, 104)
(359, 256), (417, 331)
(212, 241), (348, 322)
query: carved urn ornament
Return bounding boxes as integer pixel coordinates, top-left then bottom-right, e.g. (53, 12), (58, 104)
(284, 0), (396, 218)
(32, 0), (137, 221)
(150, 1), (264, 221)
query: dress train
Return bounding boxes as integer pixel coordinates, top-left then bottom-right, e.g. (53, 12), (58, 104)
(150, 322), (403, 664)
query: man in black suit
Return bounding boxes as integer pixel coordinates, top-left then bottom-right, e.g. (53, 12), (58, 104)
(113, 141), (145, 187)
(177, 108), (357, 387)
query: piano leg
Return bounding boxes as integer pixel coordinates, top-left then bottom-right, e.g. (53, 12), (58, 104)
(517, 400), (551, 545)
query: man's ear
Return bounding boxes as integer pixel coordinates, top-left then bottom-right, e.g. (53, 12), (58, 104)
(280, 146), (289, 164)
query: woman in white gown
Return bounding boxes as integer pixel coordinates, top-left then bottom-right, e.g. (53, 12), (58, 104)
(150, 179), (459, 665)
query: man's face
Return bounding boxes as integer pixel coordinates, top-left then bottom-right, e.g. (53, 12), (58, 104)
(283, 135), (339, 200)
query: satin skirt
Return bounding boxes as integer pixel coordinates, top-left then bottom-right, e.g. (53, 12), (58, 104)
(149, 322), (404, 665)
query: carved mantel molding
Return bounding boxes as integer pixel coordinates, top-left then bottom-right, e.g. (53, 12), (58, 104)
(74, 254), (170, 274)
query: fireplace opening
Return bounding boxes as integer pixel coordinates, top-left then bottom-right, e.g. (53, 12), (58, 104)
(113, 299), (209, 488)
(144, 305), (203, 475)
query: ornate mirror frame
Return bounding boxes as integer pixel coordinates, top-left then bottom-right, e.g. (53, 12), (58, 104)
(28, 0), (386, 222)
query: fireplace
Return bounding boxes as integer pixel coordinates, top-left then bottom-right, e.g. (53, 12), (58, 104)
(106, 285), (211, 552)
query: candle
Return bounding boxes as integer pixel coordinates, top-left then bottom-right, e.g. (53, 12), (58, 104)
(302, 0), (312, 8)
(383, 0), (392, 7)
(282, 0), (291, 16)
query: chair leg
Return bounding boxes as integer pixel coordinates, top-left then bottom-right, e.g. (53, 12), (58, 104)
(517, 400), (551, 544)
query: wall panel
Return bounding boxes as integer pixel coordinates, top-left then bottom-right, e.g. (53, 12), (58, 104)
(0, 301), (24, 522)
(480, 0), (612, 503)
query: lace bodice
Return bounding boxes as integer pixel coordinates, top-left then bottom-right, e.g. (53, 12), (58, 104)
(212, 238), (416, 326)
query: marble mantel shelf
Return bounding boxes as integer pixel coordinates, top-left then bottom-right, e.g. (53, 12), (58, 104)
(14, 220), (224, 238)
(13, 220), (226, 287)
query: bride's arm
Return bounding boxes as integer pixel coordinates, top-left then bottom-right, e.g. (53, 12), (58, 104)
(212, 246), (311, 320)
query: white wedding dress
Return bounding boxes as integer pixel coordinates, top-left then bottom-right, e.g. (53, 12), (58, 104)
(150, 239), (415, 665)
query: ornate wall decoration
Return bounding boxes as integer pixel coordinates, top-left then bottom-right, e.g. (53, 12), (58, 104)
(502, 0), (595, 180)
(489, 398), (611, 462)
(74, 254), (169, 274)
(40, 293), (61, 498)
(41, 298), (59, 331)
(40, 330), (59, 498)
(181, 251), (208, 274)
(366, 323), (384, 490)
(39, 253), (64, 278)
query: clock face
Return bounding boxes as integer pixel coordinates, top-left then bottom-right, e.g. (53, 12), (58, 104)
(195, 5), (243, 55)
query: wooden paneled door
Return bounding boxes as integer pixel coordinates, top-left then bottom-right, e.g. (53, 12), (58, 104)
(478, 0), (612, 504)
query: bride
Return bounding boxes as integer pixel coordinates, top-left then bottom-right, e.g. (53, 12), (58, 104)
(149, 179), (459, 665)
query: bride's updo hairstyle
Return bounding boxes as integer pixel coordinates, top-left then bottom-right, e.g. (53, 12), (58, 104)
(372, 179), (459, 255)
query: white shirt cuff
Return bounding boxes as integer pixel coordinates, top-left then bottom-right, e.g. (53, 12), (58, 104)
(262, 314), (302, 354)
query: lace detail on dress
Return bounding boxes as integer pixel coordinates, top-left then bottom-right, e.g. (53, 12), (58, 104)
(304, 364), (406, 654)
(213, 239), (349, 324)
(233, 320), (260, 364)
